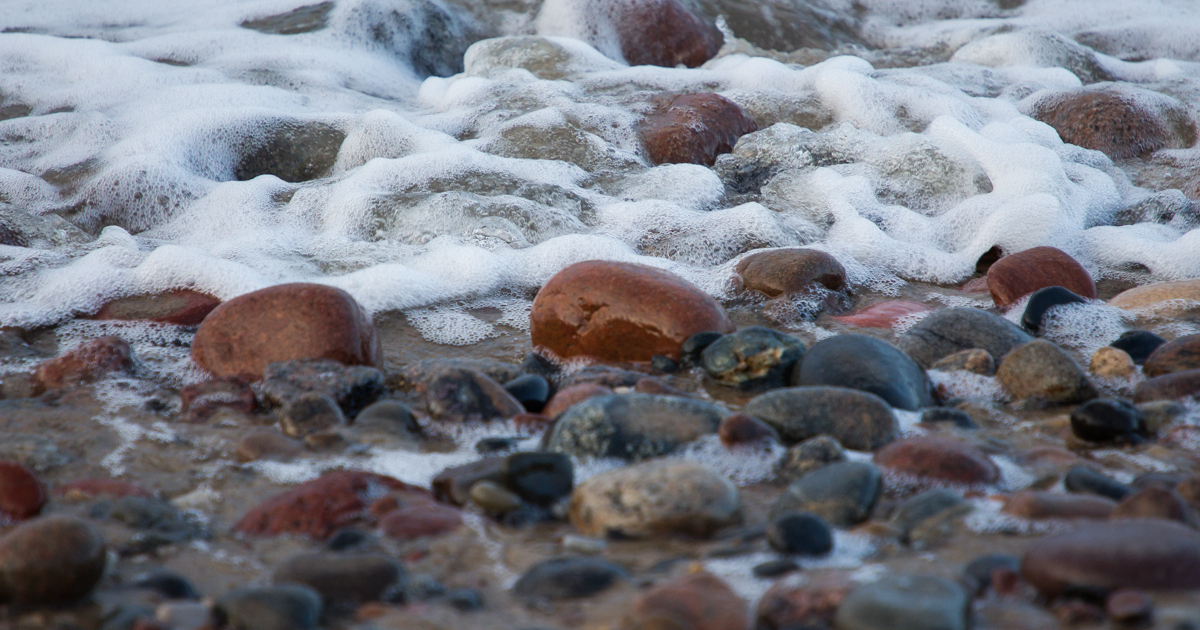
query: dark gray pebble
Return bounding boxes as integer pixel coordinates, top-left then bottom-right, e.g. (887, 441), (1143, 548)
(503, 452), (573, 506)
(1021, 286), (1087, 335)
(1111, 330), (1167, 365)
(512, 557), (629, 601)
(1070, 399), (1147, 443)
(919, 408), (976, 429)
(794, 334), (934, 411)
(504, 374), (551, 413)
(272, 552), (404, 606)
(680, 331), (725, 368)
(767, 512), (834, 555)
(1064, 466), (1131, 501)
(214, 584), (322, 630)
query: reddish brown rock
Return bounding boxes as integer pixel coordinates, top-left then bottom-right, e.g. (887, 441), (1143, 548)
(985, 247), (1095, 308)
(873, 436), (1000, 485)
(1028, 87), (1195, 159)
(235, 470), (425, 539)
(1134, 368), (1200, 403)
(1143, 333), (1200, 378)
(639, 94), (757, 166)
(1002, 491), (1115, 520)
(832, 300), (932, 329)
(960, 276), (991, 293)
(54, 479), (152, 500)
(735, 248), (846, 299)
(191, 283), (382, 381)
(0, 462), (45, 524)
(234, 430), (304, 463)
(378, 501), (463, 540)
(530, 261), (734, 363)
(180, 377), (256, 422)
(615, 0), (721, 68)
(94, 289), (220, 326)
(628, 571), (749, 630)
(33, 336), (133, 391)
(424, 367), (523, 423)
(718, 413), (780, 447)
(0, 516), (108, 605)
(755, 573), (854, 630)
(1112, 486), (1191, 524)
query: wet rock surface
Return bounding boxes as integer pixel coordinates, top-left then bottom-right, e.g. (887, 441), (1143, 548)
(1144, 333), (1200, 377)
(513, 556), (629, 602)
(639, 93), (758, 166)
(874, 436), (1000, 486)
(835, 574), (969, 630)
(771, 461), (881, 527)
(996, 339), (1097, 404)
(701, 326), (804, 390)
(793, 334), (935, 411)
(34, 336), (134, 392)
(0, 516), (107, 605)
(986, 247), (1096, 308)
(545, 393), (723, 460)
(734, 248), (846, 298)
(744, 386), (897, 449)
(1027, 85), (1196, 159)
(897, 308), (1033, 369)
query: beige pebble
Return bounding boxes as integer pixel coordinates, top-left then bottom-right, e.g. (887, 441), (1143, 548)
(1090, 346), (1135, 378)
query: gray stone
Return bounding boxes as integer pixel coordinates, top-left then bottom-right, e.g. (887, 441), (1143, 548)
(890, 488), (972, 545)
(897, 308), (1033, 370)
(834, 574), (969, 630)
(214, 584), (322, 630)
(702, 326), (805, 390)
(996, 339), (1097, 404)
(424, 367), (524, 423)
(512, 556), (628, 601)
(777, 435), (846, 480)
(279, 392), (345, 438)
(570, 460), (740, 538)
(272, 552), (404, 606)
(794, 334), (934, 411)
(260, 358), (384, 419)
(745, 386), (897, 450)
(771, 461), (881, 527)
(469, 481), (524, 513)
(546, 394), (723, 460)
(348, 400), (420, 438)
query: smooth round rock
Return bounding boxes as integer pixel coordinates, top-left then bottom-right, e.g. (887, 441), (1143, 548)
(542, 383), (612, 418)
(1089, 347), (1135, 379)
(469, 480), (524, 513)
(1002, 491), (1116, 520)
(744, 386), (897, 450)
(94, 289), (220, 326)
(1133, 368), (1200, 403)
(874, 436), (1000, 485)
(1027, 86), (1195, 160)
(930, 349), (995, 376)
(425, 367), (524, 423)
(569, 460), (740, 538)
(718, 413), (780, 446)
(768, 512), (834, 556)
(1109, 280), (1200, 318)
(350, 400), (420, 437)
(793, 334), (935, 411)
(755, 573), (855, 630)
(1063, 466), (1131, 501)
(279, 392), (345, 438)
(1021, 286), (1088, 334)
(1112, 486), (1191, 523)
(0, 461), (45, 523)
(986, 247), (1095, 308)
(629, 571), (750, 630)
(180, 377), (257, 422)
(503, 374), (551, 413)
(378, 501), (463, 541)
(1069, 398), (1146, 443)
(1110, 330), (1167, 365)
(214, 584), (322, 630)
(530, 261), (734, 362)
(890, 488), (972, 542)
(770, 461), (881, 527)
(235, 470), (424, 539)
(0, 516), (107, 605)
(701, 326), (805, 390)
(1144, 333), (1200, 377)
(272, 552), (403, 605)
(996, 339), (1097, 404)
(897, 308), (1033, 369)
(639, 93), (758, 166)
(734, 248), (846, 298)
(235, 430), (304, 463)
(834, 574), (969, 630)
(502, 451), (573, 506)
(777, 436), (846, 480)
(512, 556), (628, 601)
(546, 393), (723, 460)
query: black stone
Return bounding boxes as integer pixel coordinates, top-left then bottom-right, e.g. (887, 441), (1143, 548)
(503, 452), (573, 506)
(1069, 398), (1147, 443)
(1111, 330), (1167, 365)
(272, 552), (404, 607)
(214, 585), (322, 630)
(962, 554), (1020, 596)
(744, 386), (897, 450)
(475, 437), (525, 454)
(500, 503), (553, 527)
(680, 331), (725, 368)
(702, 326), (806, 390)
(767, 512), (834, 556)
(325, 528), (369, 551)
(794, 334), (935, 411)
(1063, 466), (1132, 501)
(351, 400), (419, 436)
(651, 354), (680, 373)
(753, 558), (800, 578)
(448, 588), (485, 611)
(919, 408), (976, 429)
(131, 571), (200, 600)
(512, 557), (629, 601)
(1021, 286), (1088, 335)
(504, 374), (551, 413)
(260, 358), (384, 419)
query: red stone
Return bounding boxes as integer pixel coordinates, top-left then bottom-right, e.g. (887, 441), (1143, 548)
(615, 0), (721, 68)
(718, 413), (779, 447)
(235, 470), (426, 539)
(543, 384), (612, 418)
(1134, 368), (1200, 403)
(873, 436), (1000, 485)
(629, 572), (749, 630)
(54, 479), (152, 500)
(180, 377), (256, 422)
(735, 248), (846, 298)
(986, 247), (1095, 308)
(191, 283), (382, 381)
(960, 276), (990, 293)
(378, 501), (463, 540)
(530, 261), (734, 363)
(832, 300), (933, 329)
(33, 336), (133, 391)
(1112, 486), (1190, 524)
(1029, 87), (1195, 160)
(755, 573), (854, 630)
(0, 462), (45, 524)
(1001, 491), (1115, 520)
(639, 94), (758, 166)
(93, 289), (220, 326)
(1143, 333), (1200, 377)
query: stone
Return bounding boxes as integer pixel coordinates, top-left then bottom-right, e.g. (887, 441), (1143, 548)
(1139, 400), (1187, 432)
(235, 430), (304, 463)
(1069, 398), (1147, 443)
(179, 377), (256, 423)
(744, 387), (897, 450)
(1110, 330), (1167, 364)
(560, 365), (647, 389)
(700, 326), (805, 390)
(235, 470), (425, 539)
(832, 300), (934, 329)
(502, 452), (574, 506)
(539, 0), (720, 68)
(755, 573), (854, 630)
(1063, 466), (1131, 500)
(423, 367), (524, 423)
(530, 260), (734, 362)
(132, 571), (200, 600)
(770, 461), (881, 527)
(279, 392), (345, 438)
(432, 457), (504, 506)
(392, 358), (523, 393)
(191, 283), (382, 381)
(33, 336), (133, 391)
(503, 374), (551, 413)
(1027, 86), (1195, 160)
(94, 289), (221, 326)
(639, 93), (758, 166)
(680, 331), (725, 368)
(634, 377), (688, 396)
(874, 436), (1000, 485)
(378, 502), (463, 541)
(777, 436), (846, 480)
(996, 339), (1097, 404)
(962, 554), (1021, 597)
(1021, 286), (1088, 334)
(897, 307), (1033, 369)
(239, 1), (332, 34)
(1002, 491), (1116, 520)
(349, 400), (420, 438)
(793, 334), (935, 411)
(752, 559), (799, 578)
(718, 413), (780, 447)
(259, 359), (385, 419)
(1089, 347), (1135, 379)
(1020, 519), (1200, 596)
(919, 408), (976, 429)
(546, 394), (723, 460)
(1112, 487), (1191, 524)
(512, 556), (628, 602)
(834, 574), (969, 630)
(1144, 333), (1200, 377)
(890, 488), (972, 543)
(986, 247), (1095, 308)
(767, 512), (834, 556)
(55, 479), (152, 500)
(469, 481), (524, 514)
(628, 572), (749, 630)
(1106, 589), (1153, 623)
(930, 349), (995, 376)
(0, 516), (107, 605)
(734, 248), (846, 298)
(569, 460), (740, 538)
(0, 461), (45, 524)
(214, 585), (322, 630)
(1134, 368), (1200, 402)
(155, 602), (211, 630)
(272, 552), (403, 606)
(542, 383), (611, 418)
(1109, 280), (1200, 318)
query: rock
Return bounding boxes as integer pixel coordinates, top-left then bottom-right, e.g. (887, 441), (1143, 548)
(1112, 487), (1191, 524)
(1134, 368), (1200, 402)
(214, 585), (322, 630)
(1021, 286), (1088, 334)
(279, 392), (345, 439)
(191, 283), (382, 381)
(767, 512), (834, 556)
(635, 376), (687, 396)
(1089, 347), (1135, 379)
(155, 602), (211, 630)
(752, 559), (799, 578)
(628, 572), (749, 630)
(378, 501), (463, 541)
(55, 479), (152, 500)
(0, 461), (45, 523)
(538, 0), (720, 68)
(1144, 333), (1200, 377)
(832, 301), (934, 329)
(0, 516), (107, 605)
(235, 430), (304, 463)
(545, 393), (723, 460)
(1020, 519), (1200, 596)
(639, 93), (758, 166)
(503, 374), (551, 413)
(793, 334), (935, 411)
(1069, 398), (1147, 443)
(424, 367), (524, 423)
(770, 461), (881, 527)
(1063, 466), (1131, 501)
(33, 336), (133, 391)
(701, 326), (805, 390)
(542, 383), (612, 418)
(1106, 589), (1153, 623)
(1109, 280), (1200, 318)
(1110, 330), (1167, 365)
(512, 557), (628, 602)
(240, 1), (332, 34)
(919, 408), (976, 429)
(259, 359), (385, 419)
(986, 247), (1095, 309)
(1026, 85), (1195, 160)
(560, 365), (647, 389)
(235, 470), (425, 539)
(962, 554), (1021, 597)
(890, 489), (972, 543)
(94, 289), (221, 326)
(530, 260), (734, 362)
(897, 308), (1033, 369)
(834, 574), (969, 630)
(777, 436), (846, 480)
(393, 358), (524, 393)
(996, 339), (1097, 404)
(744, 386), (897, 450)
(1139, 400), (1187, 432)
(469, 481), (524, 513)
(432, 457), (504, 506)
(874, 436), (1000, 485)
(755, 573), (854, 630)
(718, 413), (780, 446)
(349, 400), (420, 438)
(734, 248), (846, 298)
(951, 28), (1110, 83)
(930, 349), (995, 376)
(1002, 491), (1116, 520)
(272, 552), (403, 606)
(569, 460), (740, 538)
(680, 331), (725, 369)
(179, 377), (256, 423)
(131, 571), (200, 600)
(502, 452), (574, 506)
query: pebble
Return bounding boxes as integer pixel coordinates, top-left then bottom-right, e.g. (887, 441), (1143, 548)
(529, 260), (734, 362)
(378, 501), (463, 541)
(639, 93), (758, 166)
(214, 584), (322, 630)
(986, 247), (1095, 309)
(930, 349), (995, 376)
(1108, 279), (1200, 318)
(0, 460), (45, 523)
(33, 335), (134, 391)
(996, 339), (1097, 405)
(512, 556), (629, 601)
(542, 383), (612, 418)
(0, 516), (108, 605)
(191, 283), (382, 381)
(793, 334), (935, 411)
(700, 326), (805, 390)
(349, 400), (420, 438)
(560, 534), (606, 555)
(1021, 286), (1088, 334)
(1134, 368), (1200, 402)
(1027, 85), (1194, 159)
(545, 393), (723, 460)
(1112, 486), (1191, 524)
(395, 358), (523, 393)
(628, 572), (749, 630)
(752, 559), (799, 578)
(918, 408), (976, 429)
(1105, 589), (1154, 623)
(834, 574), (969, 630)
(132, 570), (201, 599)
(94, 289), (220, 326)
(767, 512), (834, 556)
(770, 461), (881, 527)
(431, 457), (505, 506)
(1063, 465), (1131, 500)
(155, 602), (212, 630)
(897, 307), (1032, 369)
(680, 331), (725, 368)
(717, 413), (780, 446)
(569, 460), (740, 538)
(1070, 398), (1147, 443)
(1110, 329), (1167, 364)
(502, 451), (574, 506)
(832, 300), (933, 329)
(962, 554), (1020, 597)
(1140, 400), (1187, 432)
(234, 430), (304, 463)
(424, 367), (524, 423)
(260, 358), (384, 419)
(1089, 346), (1136, 378)
(874, 436), (1000, 485)
(890, 488), (972, 543)
(754, 573), (854, 630)
(1144, 333), (1200, 377)
(236, 470), (425, 539)
(733, 248), (846, 298)
(279, 392), (345, 438)
(1020, 518), (1200, 596)
(447, 587), (484, 611)
(503, 374), (551, 413)
(777, 436), (846, 480)
(272, 552), (403, 606)
(743, 386), (897, 450)
(1002, 491), (1116, 520)
(179, 377), (256, 422)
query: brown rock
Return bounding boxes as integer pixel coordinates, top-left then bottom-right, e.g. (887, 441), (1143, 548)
(530, 261), (734, 363)
(235, 470), (425, 539)
(639, 94), (758, 166)
(628, 572), (749, 630)
(191, 283), (382, 381)
(718, 413), (780, 447)
(54, 479), (152, 500)
(1143, 333), (1200, 377)
(431, 457), (504, 506)
(378, 501), (463, 540)
(94, 289), (220, 326)
(0, 516), (107, 605)
(930, 348), (995, 376)
(33, 336), (133, 390)
(1105, 589), (1153, 623)
(234, 430), (304, 463)
(180, 377), (256, 422)
(424, 367), (523, 423)
(1112, 486), (1191, 524)
(985, 246), (1095, 308)
(0, 461), (45, 524)
(1134, 368), (1200, 403)
(614, 0), (721, 68)
(754, 573), (854, 630)
(735, 248), (846, 299)
(1028, 87), (1195, 159)
(832, 300), (933, 329)
(1109, 279), (1200, 317)
(1002, 491), (1115, 520)
(996, 339), (1097, 404)
(873, 436), (1000, 485)
(1090, 346), (1135, 379)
